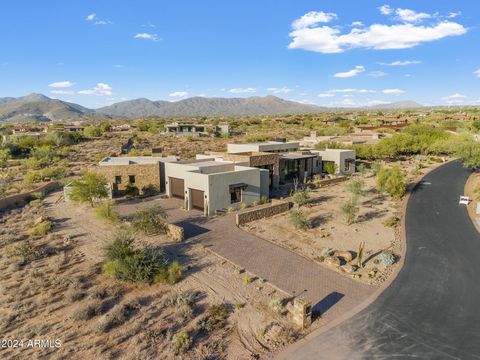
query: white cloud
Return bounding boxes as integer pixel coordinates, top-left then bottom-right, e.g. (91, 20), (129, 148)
(382, 88), (405, 95)
(395, 8), (431, 23)
(327, 88), (376, 93)
(94, 20), (112, 25)
(134, 33), (160, 42)
(113, 64), (125, 68)
(318, 93), (335, 98)
(78, 83), (112, 96)
(48, 81), (76, 88)
(169, 91), (189, 98)
(379, 5), (393, 15)
(379, 60), (421, 66)
(288, 11), (466, 53)
(50, 90), (74, 95)
(442, 93), (466, 100)
(474, 69), (480, 78)
(267, 87), (293, 94)
(447, 11), (461, 19)
(368, 71), (387, 78)
(292, 11), (337, 30)
(228, 87), (256, 94)
(351, 21), (364, 27)
(86, 13), (96, 22)
(333, 65), (365, 78)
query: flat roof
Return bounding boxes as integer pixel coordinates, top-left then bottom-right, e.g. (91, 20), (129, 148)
(99, 156), (178, 166)
(282, 153), (317, 160)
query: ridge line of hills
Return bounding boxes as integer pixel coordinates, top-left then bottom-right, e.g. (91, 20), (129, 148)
(0, 93), (424, 123)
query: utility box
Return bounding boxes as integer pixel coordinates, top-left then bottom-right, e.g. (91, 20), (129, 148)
(293, 296), (312, 328)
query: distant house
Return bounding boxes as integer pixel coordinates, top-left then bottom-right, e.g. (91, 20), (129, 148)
(63, 125), (85, 133)
(165, 159), (269, 215)
(97, 156), (179, 196)
(165, 122), (229, 137)
(112, 124), (132, 131)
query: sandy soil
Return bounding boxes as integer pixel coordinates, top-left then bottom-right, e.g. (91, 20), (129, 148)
(242, 158), (450, 285)
(465, 170), (480, 231)
(0, 192), (314, 359)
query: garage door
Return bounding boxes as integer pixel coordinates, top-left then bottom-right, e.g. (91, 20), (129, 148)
(190, 189), (204, 210)
(170, 177), (185, 199)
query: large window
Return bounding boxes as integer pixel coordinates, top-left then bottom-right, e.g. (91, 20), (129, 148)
(230, 186), (242, 204)
(128, 175), (136, 184)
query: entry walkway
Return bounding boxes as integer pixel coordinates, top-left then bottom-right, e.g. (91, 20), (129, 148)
(117, 196), (374, 320)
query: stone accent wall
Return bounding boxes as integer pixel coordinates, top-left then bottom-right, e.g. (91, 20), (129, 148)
(96, 164), (162, 196)
(0, 181), (61, 212)
(292, 296), (312, 328)
(236, 200), (291, 226)
(167, 223), (184, 242)
(315, 176), (348, 188)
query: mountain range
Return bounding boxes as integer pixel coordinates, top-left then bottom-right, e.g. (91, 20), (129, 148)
(0, 93), (424, 123)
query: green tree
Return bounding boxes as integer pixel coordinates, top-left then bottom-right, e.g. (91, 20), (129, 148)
(376, 165), (407, 200)
(83, 126), (102, 138)
(345, 178), (366, 197)
(69, 172), (109, 206)
(340, 198), (359, 225)
(455, 139), (480, 169)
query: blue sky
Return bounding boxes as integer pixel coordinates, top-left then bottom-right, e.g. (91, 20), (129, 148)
(0, 0), (479, 108)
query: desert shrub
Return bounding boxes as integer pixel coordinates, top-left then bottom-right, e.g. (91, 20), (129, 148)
(171, 330), (192, 355)
(345, 178), (366, 197)
(95, 300), (140, 333)
(69, 172), (109, 206)
(323, 162), (337, 175)
(29, 220), (52, 237)
(154, 261), (182, 285)
(164, 290), (197, 308)
(376, 165), (407, 200)
(340, 199), (358, 225)
(315, 247), (334, 262)
(260, 195), (268, 204)
(240, 203), (248, 210)
(132, 207), (167, 235)
(292, 188), (311, 206)
(383, 216), (400, 227)
(95, 200), (119, 223)
(23, 166), (67, 184)
(71, 300), (106, 321)
(104, 230), (135, 261)
(65, 287), (86, 302)
(196, 304), (230, 333)
(270, 299), (284, 316)
(371, 161), (382, 175)
(246, 135), (270, 143)
(174, 304), (194, 323)
(6, 241), (42, 262)
(124, 182), (139, 198)
(455, 139), (480, 169)
(288, 209), (311, 230)
(375, 251), (397, 266)
(83, 126), (102, 139)
(103, 231), (169, 283)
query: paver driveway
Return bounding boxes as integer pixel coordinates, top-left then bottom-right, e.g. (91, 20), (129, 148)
(116, 196), (374, 321)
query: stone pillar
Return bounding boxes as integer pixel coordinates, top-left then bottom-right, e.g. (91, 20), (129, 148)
(292, 296), (312, 328)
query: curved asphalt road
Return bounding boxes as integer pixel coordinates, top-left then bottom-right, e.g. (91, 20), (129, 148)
(281, 161), (480, 360)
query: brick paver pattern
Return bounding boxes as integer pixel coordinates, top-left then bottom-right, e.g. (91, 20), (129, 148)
(117, 196), (375, 320)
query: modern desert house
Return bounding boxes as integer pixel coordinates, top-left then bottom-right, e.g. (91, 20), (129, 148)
(98, 156), (179, 196)
(165, 122), (229, 137)
(311, 149), (356, 175)
(164, 159), (269, 216)
(225, 141), (322, 184)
